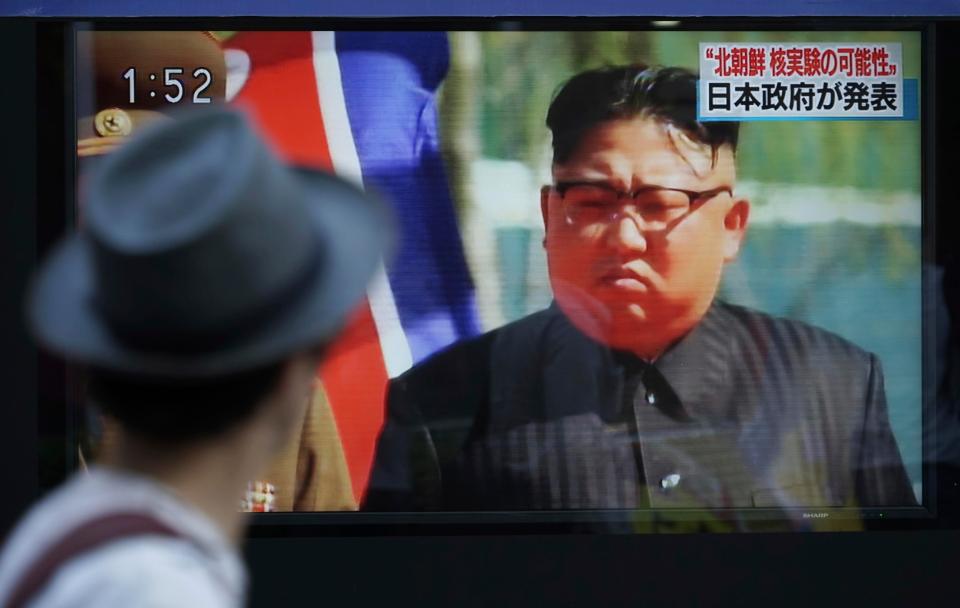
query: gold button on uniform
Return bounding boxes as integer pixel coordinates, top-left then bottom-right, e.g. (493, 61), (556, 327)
(94, 108), (133, 137)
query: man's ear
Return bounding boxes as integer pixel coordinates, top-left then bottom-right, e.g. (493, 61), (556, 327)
(540, 186), (551, 233)
(722, 197), (750, 262)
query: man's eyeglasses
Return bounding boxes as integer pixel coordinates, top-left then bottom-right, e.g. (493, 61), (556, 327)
(551, 182), (732, 229)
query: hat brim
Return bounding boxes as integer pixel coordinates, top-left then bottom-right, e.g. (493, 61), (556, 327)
(28, 169), (394, 377)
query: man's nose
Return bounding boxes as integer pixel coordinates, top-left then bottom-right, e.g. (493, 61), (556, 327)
(607, 211), (648, 253)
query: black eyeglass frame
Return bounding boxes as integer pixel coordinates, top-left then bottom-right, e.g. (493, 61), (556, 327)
(548, 181), (734, 226)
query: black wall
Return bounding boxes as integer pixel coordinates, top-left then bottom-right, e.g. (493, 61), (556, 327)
(0, 20), (39, 540)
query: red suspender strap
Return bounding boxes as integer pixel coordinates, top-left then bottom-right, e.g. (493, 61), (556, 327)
(6, 512), (182, 608)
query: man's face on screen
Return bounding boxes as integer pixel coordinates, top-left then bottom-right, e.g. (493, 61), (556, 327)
(541, 116), (749, 357)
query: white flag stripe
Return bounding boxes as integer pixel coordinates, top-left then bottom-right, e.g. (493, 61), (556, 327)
(309, 32), (364, 185)
(310, 31), (413, 378)
(223, 48), (251, 102)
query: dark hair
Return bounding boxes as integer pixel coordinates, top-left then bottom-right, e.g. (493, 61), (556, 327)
(87, 361), (287, 444)
(545, 64), (740, 164)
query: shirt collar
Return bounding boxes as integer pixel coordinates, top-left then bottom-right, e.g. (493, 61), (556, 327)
(653, 301), (734, 420)
(549, 300), (734, 421)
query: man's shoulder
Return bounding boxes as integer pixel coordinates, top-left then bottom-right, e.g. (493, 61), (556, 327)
(714, 300), (876, 365)
(0, 474), (102, 596)
(387, 309), (560, 422)
(29, 538), (235, 608)
(395, 307), (558, 387)
(0, 471), (244, 608)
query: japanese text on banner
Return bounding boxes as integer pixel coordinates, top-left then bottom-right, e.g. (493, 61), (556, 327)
(698, 43), (904, 120)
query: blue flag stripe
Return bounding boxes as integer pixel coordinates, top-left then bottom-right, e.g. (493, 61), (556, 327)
(334, 32), (481, 364)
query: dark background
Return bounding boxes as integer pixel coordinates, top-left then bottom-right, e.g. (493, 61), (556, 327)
(1, 17), (958, 606)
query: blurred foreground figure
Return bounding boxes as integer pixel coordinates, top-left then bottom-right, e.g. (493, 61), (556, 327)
(364, 65), (915, 516)
(0, 108), (391, 607)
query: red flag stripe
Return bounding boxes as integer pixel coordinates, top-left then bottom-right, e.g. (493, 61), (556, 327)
(226, 31), (390, 502)
(227, 31), (333, 168)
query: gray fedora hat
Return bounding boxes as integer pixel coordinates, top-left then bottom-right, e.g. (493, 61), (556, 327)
(28, 107), (393, 377)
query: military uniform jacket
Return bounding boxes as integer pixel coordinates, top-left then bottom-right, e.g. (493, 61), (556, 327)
(363, 301), (916, 511)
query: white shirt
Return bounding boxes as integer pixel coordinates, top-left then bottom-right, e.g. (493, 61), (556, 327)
(0, 467), (247, 607)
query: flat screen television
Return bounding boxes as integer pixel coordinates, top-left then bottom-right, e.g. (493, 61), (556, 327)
(26, 18), (958, 539)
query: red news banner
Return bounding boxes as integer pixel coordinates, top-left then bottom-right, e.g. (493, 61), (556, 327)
(698, 43), (905, 120)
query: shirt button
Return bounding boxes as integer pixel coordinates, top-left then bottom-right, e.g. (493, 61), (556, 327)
(645, 391), (657, 405)
(660, 473), (681, 490)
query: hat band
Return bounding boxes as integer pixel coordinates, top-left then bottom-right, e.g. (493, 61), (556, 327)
(99, 235), (326, 357)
